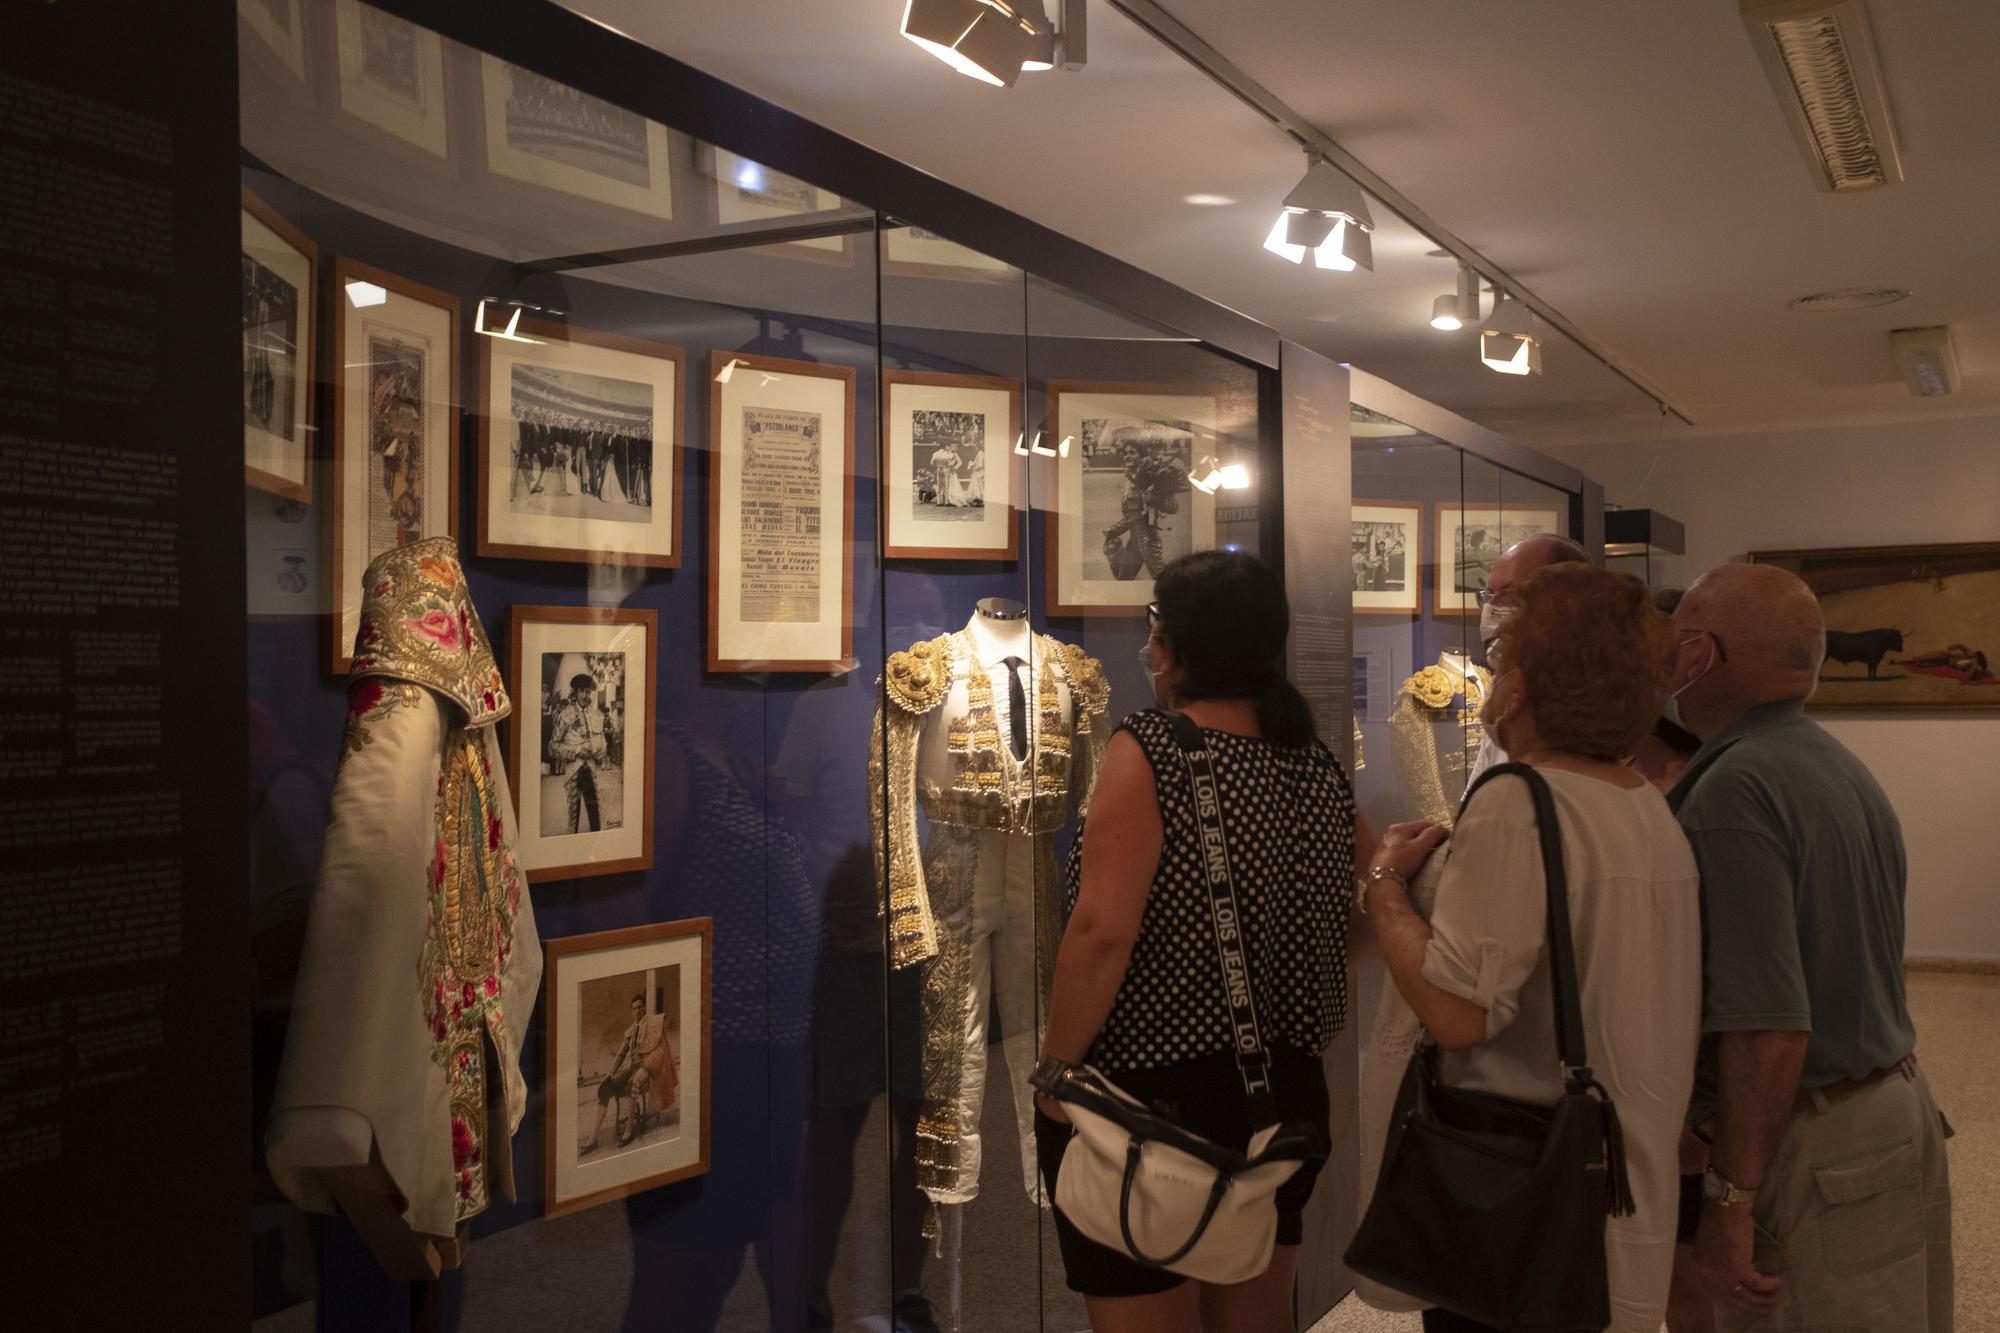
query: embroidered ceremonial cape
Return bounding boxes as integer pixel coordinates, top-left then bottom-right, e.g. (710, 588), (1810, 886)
(1387, 656), (1491, 828)
(266, 538), (542, 1252)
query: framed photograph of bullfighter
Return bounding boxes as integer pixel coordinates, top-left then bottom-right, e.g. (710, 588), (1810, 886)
(543, 917), (711, 1218)
(1750, 542), (2000, 712)
(882, 369), (1021, 561)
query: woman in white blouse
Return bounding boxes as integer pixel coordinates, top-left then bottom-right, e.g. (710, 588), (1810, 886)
(1361, 563), (1702, 1333)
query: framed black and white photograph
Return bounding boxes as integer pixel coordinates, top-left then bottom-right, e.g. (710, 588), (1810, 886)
(241, 188), (317, 502)
(508, 606), (657, 882)
(882, 369), (1020, 561)
(1351, 502), (1420, 615)
(882, 225), (1016, 283)
(543, 917), (711, 1219)
(333, 0), (448, 158)
(238, 0), (307, 83)
(708, 149), (852, 264)
(329, 257), (458, 675)
(478, 55), (676, 218)
(1047, 382), (1217, 616)
(1434, 504), (1565, 615)
(706, 352), (857, 673)
(477, 320), (684, 568)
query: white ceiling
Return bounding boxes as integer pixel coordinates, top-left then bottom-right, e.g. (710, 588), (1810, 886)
(569, 0), (2000, 450)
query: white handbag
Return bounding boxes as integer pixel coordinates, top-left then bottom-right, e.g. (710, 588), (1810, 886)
(1033, 712), (1325, 1285)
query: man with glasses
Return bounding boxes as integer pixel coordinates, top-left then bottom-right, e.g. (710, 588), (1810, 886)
(1666, 563), (1951, 1332)
(1463, 534), (1590, 792)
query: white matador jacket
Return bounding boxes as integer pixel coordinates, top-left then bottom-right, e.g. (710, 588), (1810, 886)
(266, 538), (541, 1264)
(869, 631), (1109, 1207)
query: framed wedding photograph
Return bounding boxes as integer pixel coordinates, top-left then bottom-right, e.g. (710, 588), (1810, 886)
(329, 257), (458, 674)
(476, 320), (685, 568)
(707, 351), (857, 673)
(1046, 381), (1218, 617)
(882, 369), (1020, 561)
(241, 188), (318, 501)
(478, 55), (676, 219)
(882, 226), (1017, 283)
(507, 605), (657, 881)
(543, 917), (711, 1219)
(1351, 502), (1421, 615)
(1750, 542), (2000, 712)
(708, 149), (852, 264)
(332, 0), (449, 158)
(1432, 504), (1565, 615)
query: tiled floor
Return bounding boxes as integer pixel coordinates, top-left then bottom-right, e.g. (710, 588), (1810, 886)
(1308, 968), (1994, 1333)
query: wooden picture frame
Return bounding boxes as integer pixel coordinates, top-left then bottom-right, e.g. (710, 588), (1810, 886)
(1351, 501), (1421, 615)
(882, 369), (1021, 562)
(881, 225), (1018, 284)
(241, 187), (318, 502)
(328, 256), (459, 675)
(1432, 503), (1564, 616)
(1750, 541), (2000, 712)
(1045, 381), (1219, 617)
(477, 54), (676, 219)
(543, 917), (712, 1219)
(706, 148), (855, 266)
(476, 319), (685, 568)
(331, 0), (450, 159)
(706, 351), (857, 673)
(507, 605), (658, 881)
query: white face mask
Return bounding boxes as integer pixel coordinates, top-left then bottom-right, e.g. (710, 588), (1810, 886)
(1665, 634), (1718, 727)
(1478, 599), (1514, 649)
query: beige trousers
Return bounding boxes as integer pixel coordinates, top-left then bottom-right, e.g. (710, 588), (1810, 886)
(1720, 1059), (1953, 1333)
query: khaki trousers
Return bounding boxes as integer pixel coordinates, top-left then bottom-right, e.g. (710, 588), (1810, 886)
(1720, 1060), (1953, 1333)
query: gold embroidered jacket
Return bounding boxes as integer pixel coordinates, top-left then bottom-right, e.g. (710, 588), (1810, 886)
(266, 539), (542, 1266)
(1387, 659), (1490, 828)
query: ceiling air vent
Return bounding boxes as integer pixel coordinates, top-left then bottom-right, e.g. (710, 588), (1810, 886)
(1741, 0), (1903, 191)
(1788, 286), (1910, 311)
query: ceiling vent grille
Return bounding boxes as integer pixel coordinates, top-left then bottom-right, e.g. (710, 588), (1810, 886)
(1788, 287), (1910, 311)
(1741, 0), (1903, 191)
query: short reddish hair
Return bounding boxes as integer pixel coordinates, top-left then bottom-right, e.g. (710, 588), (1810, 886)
(1499, 564), (1674, 762)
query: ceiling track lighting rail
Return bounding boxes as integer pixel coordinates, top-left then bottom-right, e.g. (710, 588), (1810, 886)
(1104, 0), (1694, 426)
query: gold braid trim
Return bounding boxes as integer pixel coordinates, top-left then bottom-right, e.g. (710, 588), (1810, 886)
(871, 635), (952, 968)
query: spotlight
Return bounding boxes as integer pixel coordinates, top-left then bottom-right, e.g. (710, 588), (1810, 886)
(1188, 455), (1223, 494)
(1429, 295), (1462, 331)
(1218, 463), (1251, 490)
(344, 280), (386, 308)
(1480, 295), (1542, 377)
(1263, 155), (1373, 272)
(901, 0), (1040, 88)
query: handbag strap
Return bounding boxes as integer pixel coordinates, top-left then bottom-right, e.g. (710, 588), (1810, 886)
(1460, 762), (1590, 1080)
(1163, 711), (1280, 1128)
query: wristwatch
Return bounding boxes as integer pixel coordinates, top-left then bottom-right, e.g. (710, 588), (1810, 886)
(1354, 865), (1408, 915)
(1030, 1056), (1075, 1094)
(1702, 1166), (1757, 1207)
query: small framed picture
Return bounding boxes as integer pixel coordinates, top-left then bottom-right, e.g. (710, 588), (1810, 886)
(329, 257), (459, 675)
(543, 917), (711, 1219)
(476, 319), (685, 568)
(507, 605), (657, 882)
(882, 226), (1017, 283)
(1433, 504), (1565, 615)
(241, 187), (318, 502)
(1046, 381), (1218, 617)
(238, 0), (308, 83)
(882, 369), (1020, 561)
(708, 149), (853, 264)
(706, 351), (857, 673)
(478, 55), (676, 219)
(332, 0), (449, 158)
(1351, 502), (1421, 615)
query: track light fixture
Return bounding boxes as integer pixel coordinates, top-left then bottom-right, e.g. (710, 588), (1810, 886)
(1480, 294), (1542, 376)
(1262, 154), (1374, 272)
(901, 0), (1041, 88)
(1429, 295), (1462, 331)
(1429, 265), (1484, 331)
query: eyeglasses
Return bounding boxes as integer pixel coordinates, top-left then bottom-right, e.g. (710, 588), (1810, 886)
(1146, 601), (1160, 626)
(1678, 628), (1729, 663)
(1475, 588), (1501, 607)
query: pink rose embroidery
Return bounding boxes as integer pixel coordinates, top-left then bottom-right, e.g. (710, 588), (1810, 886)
(450, 1116), (474, 1169)
(484, 976), (499, 998)
(347, 679), (385, 720)
(432, 837), (448, 888)
(406, 608), (462, 652)
(488, 815), (503, 851)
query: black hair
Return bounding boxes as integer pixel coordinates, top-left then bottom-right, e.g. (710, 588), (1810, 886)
(1151, 549), (1316, 748)
(571, 673), (597, 693)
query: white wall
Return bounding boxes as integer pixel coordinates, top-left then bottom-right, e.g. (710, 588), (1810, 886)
(1564, 414), (2000, 961)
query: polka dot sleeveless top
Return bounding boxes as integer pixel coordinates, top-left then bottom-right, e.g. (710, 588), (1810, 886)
(1066, 709), (1355, 1071)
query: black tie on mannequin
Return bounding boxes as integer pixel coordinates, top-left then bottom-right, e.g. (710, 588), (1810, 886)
(1001, 656), (1028, 761)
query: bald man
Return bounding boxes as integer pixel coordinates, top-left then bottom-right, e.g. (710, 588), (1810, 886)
(1463, 534), (1591, 792)
(1666, 563), (1951, 1332)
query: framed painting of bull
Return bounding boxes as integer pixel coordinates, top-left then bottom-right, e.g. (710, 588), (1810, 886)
(1750, 542), (2000, 712)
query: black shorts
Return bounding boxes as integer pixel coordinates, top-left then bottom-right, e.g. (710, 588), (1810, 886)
(1035, 1046), (1330, 1299)
(596, 1070), (634, 1106)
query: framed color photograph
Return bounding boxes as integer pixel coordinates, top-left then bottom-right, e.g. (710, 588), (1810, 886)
(882, 226), (1016, 283)
(707, 352), (857, 673)
(241, 188), (318, 501)
(332, 0), (449, 158)
(508, 605), (657, 881)
(882, 370), (1020, 561)
(1433, 504), (1564, 615)
(477, 320), (685, 568)
(1751, 542), (2000, 712)
(478, 55), (676, 219)
(1046, 382), (1218, 617)
(544, 917), (711, 1219)
(709, 150), (851, 263)
(1351, 502), (1421, 615)
(329, 257), (458, 674)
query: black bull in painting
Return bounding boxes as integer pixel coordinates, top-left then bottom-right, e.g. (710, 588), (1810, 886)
(1823, 627), (1909, 680)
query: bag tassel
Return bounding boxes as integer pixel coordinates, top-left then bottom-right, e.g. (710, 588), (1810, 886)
(1597, 1095), (1636, 1219)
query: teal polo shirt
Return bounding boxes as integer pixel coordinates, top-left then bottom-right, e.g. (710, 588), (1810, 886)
(1668, 699), (1916, 1108)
